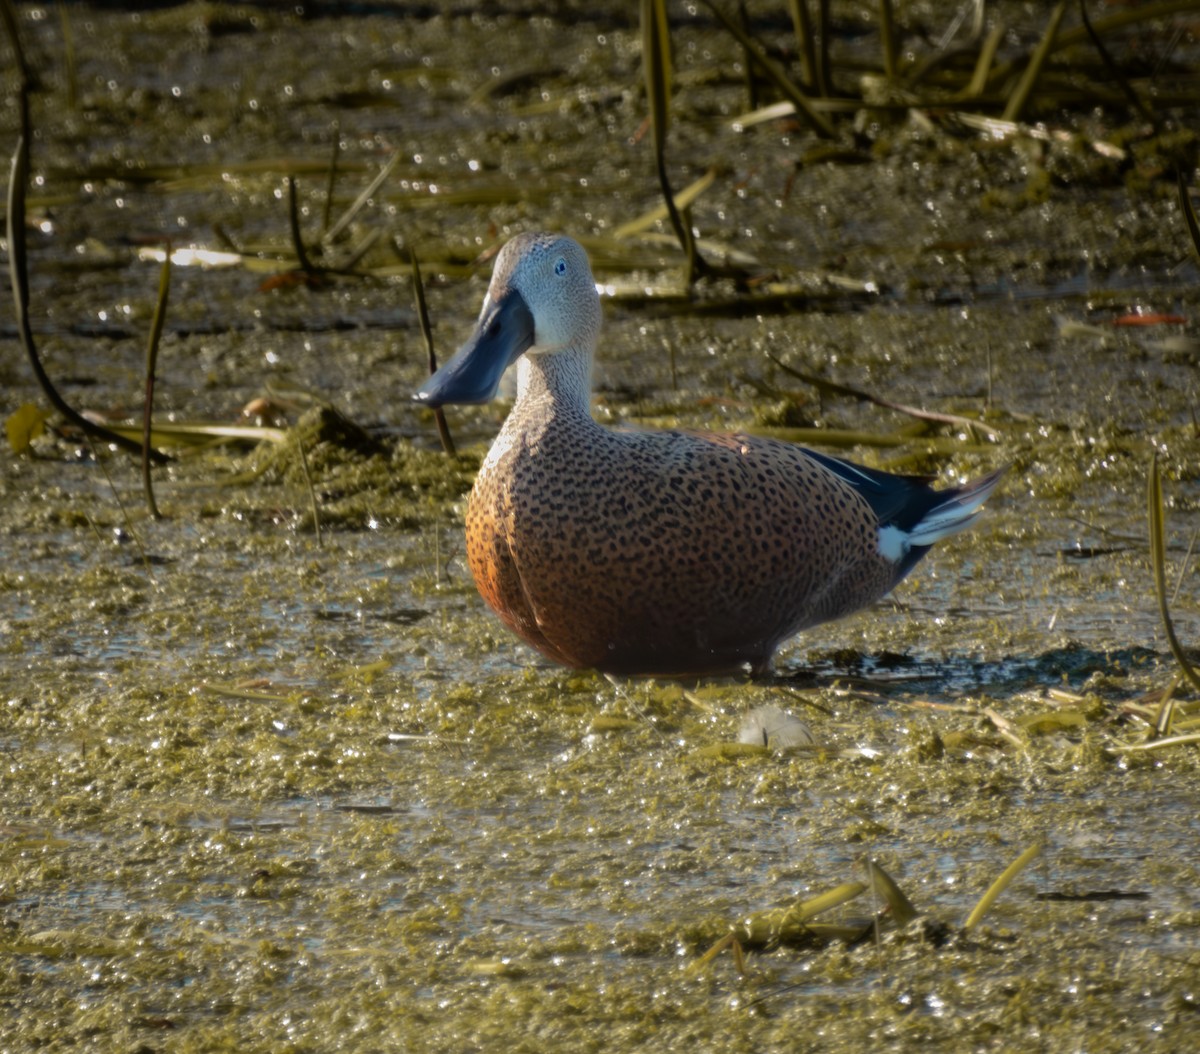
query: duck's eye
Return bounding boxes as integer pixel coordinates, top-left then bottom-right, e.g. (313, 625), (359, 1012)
(554, 257), (567, 276)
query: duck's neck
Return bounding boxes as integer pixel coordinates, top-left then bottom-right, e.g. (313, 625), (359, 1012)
(514, 345), (594, 420)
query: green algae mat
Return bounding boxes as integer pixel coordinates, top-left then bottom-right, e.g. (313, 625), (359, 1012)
(2, 3), (1199, 1050)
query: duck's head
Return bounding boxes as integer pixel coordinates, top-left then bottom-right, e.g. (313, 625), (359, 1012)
(414, 233), (600, 408)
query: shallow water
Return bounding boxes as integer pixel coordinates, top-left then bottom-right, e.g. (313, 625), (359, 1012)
(3, 3), (1200, 1051)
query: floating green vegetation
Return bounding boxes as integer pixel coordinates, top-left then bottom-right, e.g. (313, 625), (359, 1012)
(2, 5), (1200, 1049)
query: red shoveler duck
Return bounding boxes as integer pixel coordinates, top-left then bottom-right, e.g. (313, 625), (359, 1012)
(415, 232), (1004, 676)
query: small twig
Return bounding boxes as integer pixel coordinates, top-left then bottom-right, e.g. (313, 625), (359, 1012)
(324, 151), (401, 247)
(1178, 169), (1200, 266)
(1148, 456), (1200, 693)
(815, 0), (832, 97)
(768, 354), (1003, 439)
(57, 1), (77, 109)
(963, 22), (1006, 98)
(963, 840), (1044, 933)
(877, 0), (898, 81)
(8, 136), (168, 461)
(4, 7), (165, 462)
(1114, 732), (1200, 752)
(142, 245), (171, 519)
(322, 121), (340, 234)
(736, 0), (760, 111)
(785, 0), (817, 91)
(642, 0), (708, 282)
(1, 0), (31, 134)
(1151, 673), (1181, 739)
(1002, 0), (1068, 123)
(696, 0), (835, 138)
(287, 175), (317, 276)
(86, 434), (153, 577)
(1079, 0), (1156, 126)
(863, 857), (918, 926)
(1172, 527), (1197, 605)
(410, 247), (457, 456)
(295, 433), (322, 549)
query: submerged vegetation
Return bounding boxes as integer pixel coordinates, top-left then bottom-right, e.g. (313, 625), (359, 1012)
(2, 1), (1200, 1050)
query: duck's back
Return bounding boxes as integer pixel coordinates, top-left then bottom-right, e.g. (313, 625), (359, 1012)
(464, 410), (895, 675)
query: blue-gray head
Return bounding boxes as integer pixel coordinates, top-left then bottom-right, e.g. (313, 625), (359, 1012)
(414, 233), (601, 408)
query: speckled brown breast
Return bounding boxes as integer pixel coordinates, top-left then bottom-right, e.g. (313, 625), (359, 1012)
(463, 406), (896, 676)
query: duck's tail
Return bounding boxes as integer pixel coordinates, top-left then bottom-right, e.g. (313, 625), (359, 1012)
(905, 467), (1007, 547)
(873, 466), (1006, 582)
(803, 451), (1007, 580)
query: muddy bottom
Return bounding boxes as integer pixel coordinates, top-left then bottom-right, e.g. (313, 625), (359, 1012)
(2, 3), (1199, 1051)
